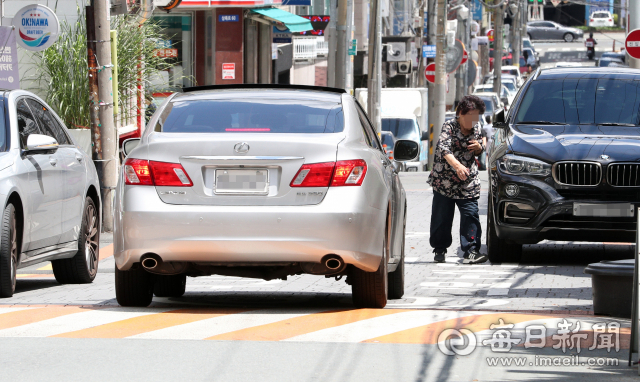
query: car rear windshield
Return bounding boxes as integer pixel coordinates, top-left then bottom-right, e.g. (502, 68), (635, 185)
(516, 78), (640, 125)
(382, 118), (419, 141)
(156, 99), (344, 133)
(479, 98), (494, 113)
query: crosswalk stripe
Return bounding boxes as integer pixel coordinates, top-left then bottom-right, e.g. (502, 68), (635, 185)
(0, 307), (36, 315)
(0, 307), (164, 338)
(283, 310), (483, 343)
(53, 308), (250, 339)
(364, 313), (556, 344)
(129, 308), (326, 340)
(0, 306), (89, 330)
(205, 308), (403, 341)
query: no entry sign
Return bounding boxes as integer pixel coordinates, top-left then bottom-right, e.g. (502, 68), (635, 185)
(461, 49), (468, 65)
(425, 63), (436, 83)
(626, 29), (640, 59)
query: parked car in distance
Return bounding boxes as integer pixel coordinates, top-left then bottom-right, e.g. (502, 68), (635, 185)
(589, 11), (614, 27)
(522, 48), (539, 67)
(0, 90), (102, 297)
(474, 84), (513, 108)
(526, 20), (583, 42)
(485, 75), (519, 93)
(380, 131), (397, 161)
(598, 57), (626, 67)
(115, 85), (419, 308)
(555, 62), (582, 68)
(487, 67), (640, 264)
(474, 91), (504, 112)
(381, 116), (425, 172)
(522, 37), (538, 58)
(601, 51), (626, 64)
(501, 66), (524, 87)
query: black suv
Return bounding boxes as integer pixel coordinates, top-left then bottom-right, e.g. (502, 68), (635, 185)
(487, 67), (640, 262)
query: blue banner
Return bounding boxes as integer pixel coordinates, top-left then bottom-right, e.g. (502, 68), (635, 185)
(218, 14), (239, 22)
(470, 0), (483, 21)
(422, 45), (436, 58)
(281, 0), (312, 5)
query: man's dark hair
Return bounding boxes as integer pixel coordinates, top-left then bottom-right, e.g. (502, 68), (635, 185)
(589, 32), (594, 38)
(456, 95), (486, 116)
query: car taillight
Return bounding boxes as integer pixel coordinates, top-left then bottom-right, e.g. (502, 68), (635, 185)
(124, 158), (193, 187)
(590, 19), (594, 22)
(124, 158), (153, 185)
(290, 162), (335, 187)
(608, 19), (612, 22)
(332, 160), (367, 186)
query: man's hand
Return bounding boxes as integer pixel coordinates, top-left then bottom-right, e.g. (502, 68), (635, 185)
(468, 140), (482, 155)
(455, 164), (470, 181)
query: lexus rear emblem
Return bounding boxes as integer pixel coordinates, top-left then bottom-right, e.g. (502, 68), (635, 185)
(234, 142), (250, 154)
(600, 155), (610, 160)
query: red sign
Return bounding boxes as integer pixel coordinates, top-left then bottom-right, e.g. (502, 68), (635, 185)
(626, 29), (640, 59)
(425, 63), (436, 83)
(487, 29), (494, 42)
(222, 63), (235, 80)
(461, 50), (468, 65)
(153, 48), (178, 58)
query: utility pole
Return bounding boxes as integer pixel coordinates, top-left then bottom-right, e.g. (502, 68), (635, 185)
(327, 0), (337, 87)
(418, 2), (425, 87)
(92, 0), (117, 232)
(367, 0), (382, 132)
(629, 0), (640, 68)
(430, 0), (446, 168)
(492, 0), (504, 98)
(426, 0), (436, 168)
(511, 1), (520, 74)
(335, 0), (348, 89)
(86, 5), (100, 162)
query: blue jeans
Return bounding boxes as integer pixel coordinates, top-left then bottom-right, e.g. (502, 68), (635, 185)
(430, 191), (482, 254)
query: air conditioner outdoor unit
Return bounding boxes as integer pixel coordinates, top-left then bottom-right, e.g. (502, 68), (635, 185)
(386, 42), (406, 62)
(397, 61), (412, 74)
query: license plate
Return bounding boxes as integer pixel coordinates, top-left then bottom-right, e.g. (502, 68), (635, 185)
(573, 203), (634, 217)
(215, 169), (269, 195)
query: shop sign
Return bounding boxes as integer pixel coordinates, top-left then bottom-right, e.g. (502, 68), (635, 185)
(12, 4), (59, 51)
(422, 44), (436, 58)
(156, 39), (172, 49)
(281, 0), (311, 5)
(0, 27), (19, 89)
(218, 14), (239, 22)
(154, 48), (178, 58)
(222, 63), (235, 80)
(348, 39), (357, 56)
(296, 15), (330, 36)
(273, 25), (292, 43)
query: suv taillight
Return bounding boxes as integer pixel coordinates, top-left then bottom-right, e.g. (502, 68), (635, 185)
(124, 158), (193, 187)
(290, 160), (367, 188)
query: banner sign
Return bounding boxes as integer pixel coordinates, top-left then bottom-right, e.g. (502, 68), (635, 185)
(296, 16), (330, 36)
(0, 27), (19, 89)
(273, 25), (292, 43)
(422, 44), (436, 58)
(281, 0), (311, 5)
(12, 4), (59, 51)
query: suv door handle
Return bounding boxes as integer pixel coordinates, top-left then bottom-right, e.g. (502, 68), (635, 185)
(49, 158), (57, 166)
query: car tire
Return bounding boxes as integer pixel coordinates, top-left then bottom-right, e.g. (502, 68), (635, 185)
(115, 265), (154, 307)
(0, 204), (18, 298)
(563, 33), (574, 42)
(388, 207), (406, 300)
(52, 197), (100, 284)
(154, 274), (187, 297)
(487, 195), (523, 263)
(351, 235), (388, 308)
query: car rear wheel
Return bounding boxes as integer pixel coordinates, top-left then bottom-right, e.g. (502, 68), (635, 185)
(388, 206), (406, 299)
(563, 33), (574, 42)
(154, 274), (187, 297)
(115, 265), (154, 307)
(0, 204), (18, 298)
(487, 195), (522, 263)
(351, 235), (388, 308)
(52, 197), (99, 284)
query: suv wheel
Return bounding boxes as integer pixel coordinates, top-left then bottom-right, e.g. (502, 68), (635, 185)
(52, 197), (99, 284)
(0, 204), (18, 297)
(154, 274), (187, 297)
(388, 206), (406, 299)
(563, 33), (574, 42)
(352, 235), (388, 308)
(487, 196), (523, 263)
(115, 265), (154, 307)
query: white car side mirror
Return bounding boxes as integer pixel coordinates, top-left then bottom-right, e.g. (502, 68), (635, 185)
(26, 134), (58, 152)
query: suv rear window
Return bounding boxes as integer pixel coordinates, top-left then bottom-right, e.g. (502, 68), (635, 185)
(516, 78), (640, 125)
(156, 99), (344, 133)
(382, 118), (419, 141)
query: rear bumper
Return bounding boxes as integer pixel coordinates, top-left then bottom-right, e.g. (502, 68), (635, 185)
(114, 186), (386, 272)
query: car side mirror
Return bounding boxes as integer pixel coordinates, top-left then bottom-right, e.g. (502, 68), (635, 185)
(26, 134), (58, 152)
(123, 138), (141, 157)
(485, 114), (492, 124)
(493, 109), (507, 128)
(393, 139), (419, 161)
(421, 131), (429, 141)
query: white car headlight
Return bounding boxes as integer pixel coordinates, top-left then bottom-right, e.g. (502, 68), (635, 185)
(500, 154), (551, 176)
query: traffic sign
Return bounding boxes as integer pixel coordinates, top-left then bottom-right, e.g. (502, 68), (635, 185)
(487, 29), (494, 42)
(461, 49), (468, 65)
(626, 29), (640, 59)
(445, 39), (464, 73)
(425, 63), (436, 83)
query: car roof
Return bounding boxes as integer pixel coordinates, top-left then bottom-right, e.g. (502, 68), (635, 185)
(173, 85), (345, 103)
(537, 67), (640, 80)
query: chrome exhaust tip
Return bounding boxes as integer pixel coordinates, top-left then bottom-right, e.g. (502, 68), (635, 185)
(325, 257), (343, 270)
(141, 257), (158, 270)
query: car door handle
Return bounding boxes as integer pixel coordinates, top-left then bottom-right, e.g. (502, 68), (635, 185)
(49, 158), (57, 166)
(76, 154), (83, 162)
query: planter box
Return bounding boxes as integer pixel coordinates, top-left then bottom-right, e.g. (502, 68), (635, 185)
(584, 259), (634, 318)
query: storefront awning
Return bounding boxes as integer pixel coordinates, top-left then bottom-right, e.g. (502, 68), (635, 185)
(249, 8), (313, 33)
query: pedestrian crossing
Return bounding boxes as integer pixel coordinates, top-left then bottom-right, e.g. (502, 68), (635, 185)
(0, 305), (628, 346)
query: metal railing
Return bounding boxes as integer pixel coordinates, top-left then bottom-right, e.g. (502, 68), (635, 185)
(316, 37), (329, 57)
(293, 37), (318, 60)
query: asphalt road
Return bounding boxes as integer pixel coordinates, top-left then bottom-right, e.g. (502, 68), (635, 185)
(0, 171), (637, 381)
(534, 32), (625, 68)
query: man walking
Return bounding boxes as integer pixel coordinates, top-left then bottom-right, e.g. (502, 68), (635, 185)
(428, 95), (487, 264)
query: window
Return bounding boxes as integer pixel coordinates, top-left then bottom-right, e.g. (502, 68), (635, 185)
(16, 99), (41, 148)
(26, 99), (70, 145)
(541, 22), (555, 28)
(355, 103), (380, 150)
(158, 99), (344, 134)
(516, 78), (640, 125)
(381, 118), (420, 141)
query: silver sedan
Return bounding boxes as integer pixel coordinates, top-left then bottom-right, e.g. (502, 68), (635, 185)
(114, 85), (419, 308)
(0, 90), (102, 297)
